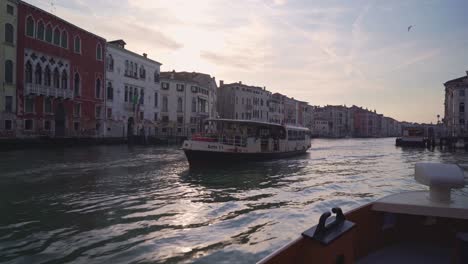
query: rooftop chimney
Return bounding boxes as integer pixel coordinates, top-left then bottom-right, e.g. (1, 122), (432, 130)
(239, 81), (242, 84)
(108, 39), (126, 49)
(143, 53), (147, 58)
(220, 80), (224, 86)
(171, 70), (175, 79)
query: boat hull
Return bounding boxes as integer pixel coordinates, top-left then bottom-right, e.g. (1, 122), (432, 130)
(258, 192), (468, 264)
(183, 149), (308, 167)
(395, 138), (427, 147)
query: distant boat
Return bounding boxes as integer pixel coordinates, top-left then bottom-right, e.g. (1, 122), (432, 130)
(258, 162), (468, 263)
(396, 127), (427, 147)
(182, 119), (311, 167)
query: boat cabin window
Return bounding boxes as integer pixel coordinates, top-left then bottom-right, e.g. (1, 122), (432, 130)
(203, 120), (287, 140)
(259, 128), (270, 138)
(262, 126), (286, 140)
(287, 129), (306, 140)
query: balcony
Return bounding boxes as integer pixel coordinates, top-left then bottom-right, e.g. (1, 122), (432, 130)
(25, 83), (73, 99)
(124, 102), (134, 112)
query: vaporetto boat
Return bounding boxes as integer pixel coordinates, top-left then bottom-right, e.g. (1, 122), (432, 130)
(182, 119), (311, 166)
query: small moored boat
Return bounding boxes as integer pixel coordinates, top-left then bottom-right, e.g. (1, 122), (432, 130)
(182, 119), (311, 166)
(396, 127), (428, 147)
(258, 163), (468, 264)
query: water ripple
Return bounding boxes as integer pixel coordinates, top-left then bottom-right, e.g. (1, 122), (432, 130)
(0, 139), (467, 263)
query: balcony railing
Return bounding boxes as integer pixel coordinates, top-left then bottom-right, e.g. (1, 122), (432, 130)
(124, 102), (134, 112)
(25, 83), (74, 99)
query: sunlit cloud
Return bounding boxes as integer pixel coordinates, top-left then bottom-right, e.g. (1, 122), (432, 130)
(272, 0), (287, 6)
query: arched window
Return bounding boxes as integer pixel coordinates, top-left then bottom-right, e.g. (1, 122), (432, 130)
(95, 78), (101, 98)
(44, 66), (51, 86)
(45, 97), (53, 113)
(140, 89), (144, 104)
(61, 31), (68, 48)
(191, 97), (196, 112)
(154, 71), (159, 82)
(134, 88), (138, 103)
(34, 63), (42, 85)
(36, 21), (44, 40)
(45, 24), (52, 43)
(107, 54), (114, 71)
(96, 43), (102, 60)
(107, 81), (113, 100)
(177, 97), (183, 112)
(5, 60), (13, 84)
(163, 96), (168, 112)
(25, 61), (32, 83)
(139, 66), (145, 78)
(129, 87), (133, 102)
(74, 73), (80, 96)
(5, 23), (14, 43)
(53, 68), (60, 88)
(74, 36), (81, 53)
(460, 102), (465, 113)
(61, 70), (68, 89)
(53, 27), (60, 45)
(26, 16), (34, 37)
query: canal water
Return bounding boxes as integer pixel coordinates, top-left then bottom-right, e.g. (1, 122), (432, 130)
(1, 138), (468, 263)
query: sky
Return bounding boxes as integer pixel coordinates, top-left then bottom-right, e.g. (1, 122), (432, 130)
(26, 0), (468, 123)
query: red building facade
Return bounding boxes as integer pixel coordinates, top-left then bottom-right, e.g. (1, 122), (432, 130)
(16, 2), (105, 137)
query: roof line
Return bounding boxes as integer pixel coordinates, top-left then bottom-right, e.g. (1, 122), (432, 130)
(205, 118), (310, 130)
(107, 43), (162, 65)
(159, 77), (199, 85)
(444, 75), (467, 86)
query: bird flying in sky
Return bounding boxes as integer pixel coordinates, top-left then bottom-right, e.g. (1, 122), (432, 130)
(408, 25), (415, 32)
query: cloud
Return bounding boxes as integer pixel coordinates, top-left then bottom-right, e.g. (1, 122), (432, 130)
(200, 51), (253, 69)
(199, 14), (274, 71)
(390, 49), (441, 72)
(347, 0), (373, 76)
(272, 0), (287, 6)
(98, 21), (183, 51)
(48, 0), (183, 51)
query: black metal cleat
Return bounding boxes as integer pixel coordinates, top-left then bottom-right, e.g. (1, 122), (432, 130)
(302, 207), (356, 245)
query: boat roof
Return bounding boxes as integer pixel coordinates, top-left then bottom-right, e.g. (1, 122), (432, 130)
(205, 119), (310, 131)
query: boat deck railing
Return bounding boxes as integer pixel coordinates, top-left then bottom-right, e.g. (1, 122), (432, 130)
(191, 134), (247, 147)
